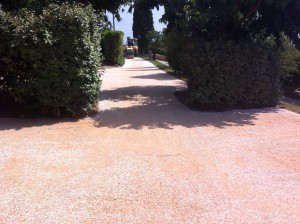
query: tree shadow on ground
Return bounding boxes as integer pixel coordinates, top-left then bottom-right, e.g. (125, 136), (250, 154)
(0, 85), (280, 131)
(93, 85), (279, 130)
(123, 67), (160, 72)
(131, 73), (177, 81)
(0, 117), (79, 131)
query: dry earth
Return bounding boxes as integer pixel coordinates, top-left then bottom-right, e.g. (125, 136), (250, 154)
(0, 58), (300, 223)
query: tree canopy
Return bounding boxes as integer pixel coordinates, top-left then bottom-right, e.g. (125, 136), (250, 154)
(0, 0), (132, 20)
(137, 0), (300, 48)
(1, 0), (299, 47)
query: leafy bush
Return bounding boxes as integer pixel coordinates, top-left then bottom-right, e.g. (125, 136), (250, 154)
(278, 34), (300, 81)
(102, 30), (124, 65)
(165, 29), (186, 72)
(0, 3), (103, 116)
(182, 41), (281, 110)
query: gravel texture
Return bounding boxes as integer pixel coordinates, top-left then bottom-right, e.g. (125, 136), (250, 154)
(0, 58), (300, 223)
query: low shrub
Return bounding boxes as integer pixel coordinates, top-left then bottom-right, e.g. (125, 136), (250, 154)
(102, 30), (124, 65)
(0, 3), (103, 116)
(182, 40), (281, 110)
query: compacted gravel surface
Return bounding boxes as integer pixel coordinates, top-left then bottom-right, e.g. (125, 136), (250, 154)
(0, 58), (300, 223)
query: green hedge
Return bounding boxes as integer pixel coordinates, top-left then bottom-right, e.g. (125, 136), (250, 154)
(103, 30), (124, 65)
(0, 3), (103, 116)
(182, 41), (281, 110)
(165, 29), (186, 72)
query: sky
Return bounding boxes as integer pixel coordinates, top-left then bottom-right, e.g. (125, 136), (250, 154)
(107, 5), (166, 43)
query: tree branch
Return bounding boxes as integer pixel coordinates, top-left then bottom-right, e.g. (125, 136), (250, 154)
(234, 0), (242, 16)
(226, 0), (263, 40)
(242, 0), (263, 22)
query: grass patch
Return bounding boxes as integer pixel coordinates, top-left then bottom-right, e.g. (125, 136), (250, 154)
(280, 84), (300, 114)
(140, 57), (188, 82)
(279, 102), (300, 114)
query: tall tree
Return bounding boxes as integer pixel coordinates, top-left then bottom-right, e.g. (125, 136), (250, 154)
(132, 1), (154, 54)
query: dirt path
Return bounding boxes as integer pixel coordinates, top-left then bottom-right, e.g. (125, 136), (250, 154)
(0, 58), (300, 223)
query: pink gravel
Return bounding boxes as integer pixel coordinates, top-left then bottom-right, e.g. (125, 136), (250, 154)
(0, 58), (299, 223)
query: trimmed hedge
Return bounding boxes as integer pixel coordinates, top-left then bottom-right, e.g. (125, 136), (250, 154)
(165, 29), (186, 72)
(182, 41), (281, 110)
(103, 30), (124, 65)
(0, 3), (103, 116)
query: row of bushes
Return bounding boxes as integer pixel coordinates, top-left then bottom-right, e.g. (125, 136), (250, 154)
(0, 3), (103, 116)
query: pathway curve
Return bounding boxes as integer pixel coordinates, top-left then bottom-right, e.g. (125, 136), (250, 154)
(156, 59), (169, 66)
(0, 58), (300, 223)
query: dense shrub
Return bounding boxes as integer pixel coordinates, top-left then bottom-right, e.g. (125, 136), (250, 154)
(182, 41), (281, 110)
(165, 29), (186, 72)
(102, 30), (124, 65)
(278, 34), (300, 81)
(0, 3), (103, 116)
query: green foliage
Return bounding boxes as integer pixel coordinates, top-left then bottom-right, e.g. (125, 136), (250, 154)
(0, 3), (103, 116)
(165, 29), (186, 72)
(183, 41), (281, 110)
(103, 30), (124, 65)
(278, 34), (300, 80)
(134, 0), (298, 110)
(132, 1), (154, 54)
(1, 0), (133, 20)
(146, 30), (165, 58)
(141, 0), (299, 48)
(258, 0), (300, 49)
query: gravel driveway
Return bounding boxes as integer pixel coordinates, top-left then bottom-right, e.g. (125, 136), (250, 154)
(0, 58), (299, 223)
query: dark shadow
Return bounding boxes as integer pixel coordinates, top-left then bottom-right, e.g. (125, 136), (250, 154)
(122, 66), (157, 70)
(131, 73), (177, 81)
(93, 85), (279, 130)
(0, 117), (80, 131)
(282, 96), (300, 106)
(0, 92), (81, 131)
(124, 68), (160, 72)
(0, 85), (280, 131)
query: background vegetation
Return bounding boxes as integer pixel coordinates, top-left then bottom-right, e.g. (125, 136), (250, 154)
(102, 30), (124, 65)
(132, 1), (154, 54)
(1, 0), (133, 21)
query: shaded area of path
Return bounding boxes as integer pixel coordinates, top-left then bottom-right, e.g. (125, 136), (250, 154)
(94, 58), (265, 130)
(282, 95), (300, 106)
(0, 58), (300, 223)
